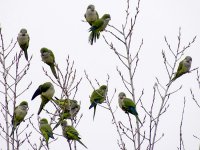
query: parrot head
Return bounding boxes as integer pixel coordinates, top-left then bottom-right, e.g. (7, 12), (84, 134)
(61, 120), (68, 127)
(118, 92), (126, 99)
(19, 101), (28, 107)
(185, 56), (192, 63)
(99, 85), (107, 90)
(102, 14), (111, 21)
(87, 4), (95, 11)
(19, 28), (28, 36)
(40, 118), (48, 124)
(40, 47), (49, 54)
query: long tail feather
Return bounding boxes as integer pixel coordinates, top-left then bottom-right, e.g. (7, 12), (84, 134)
(38, 98), (48, 115)
(24, 50), (28, 61)
(89, 32), (100, 45)
(92, 105), (97, 120)
(50, 65), (58, 79)
(136, 115), (142, 125)
(46, 141), (49, 149)
(77, 139), (88, 149)
(38, 104), (44, 115)
(89, 32), (94, 45)
(166, 77), (176, 86)
(89, 102), (97, 120)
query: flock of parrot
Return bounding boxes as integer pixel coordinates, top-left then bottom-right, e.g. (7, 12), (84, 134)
(10, 4), (192, 149)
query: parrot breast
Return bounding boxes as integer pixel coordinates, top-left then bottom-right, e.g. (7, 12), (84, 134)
(18, 35), (29, 45)
(41, 86), (55, 99)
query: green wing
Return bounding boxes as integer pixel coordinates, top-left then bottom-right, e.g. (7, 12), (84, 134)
(41, 124), (54, 139)
(123, 98), (136, 108)
(173, 60), (186, 79)
(177, 60), (183, 73)
(49, 50), (55, 62)
(12, 106), (18, 125)
(66, 126), (79, 140)
(92, 19), (104, 31)
(90, 89), (104, 103)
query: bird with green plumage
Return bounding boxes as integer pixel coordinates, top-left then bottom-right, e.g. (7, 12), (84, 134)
(85, 4), (99, 26)
(52, 98), (80, 130)
(31, 82), (55, 115)
(53, 112), (71, 130)
(10, 101), (28, 136)
(17, 28), (30, 61)
(39, 118), (54, 149)
(118, 92), (142, 124)
(88, 14), (111, 45)
(53, 98), (80, 116)
(89, 85), (107, 120)
(169, 56), (192, 85)
(61, 120), (88, 149)
(40, 47), (58, 79)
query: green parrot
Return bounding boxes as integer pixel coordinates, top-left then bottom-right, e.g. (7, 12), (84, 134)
(89, 85), (107, 120)
(53, 98), (80, 130)
(53, 112), (70, 130)
(39, 118), (54, 149)
(118, 92), (142, 124)
(53, 98), (80, 116)
(10, 101), (28, 136)
(88, 14), (111, 45)
(61, 120), (88, 149)
(31, 82), (55, 115)
(84, 4), (99, 26)
(17, 28), (30, 61)
(40, 47), (58, 79)
(170, 56), (192, 83)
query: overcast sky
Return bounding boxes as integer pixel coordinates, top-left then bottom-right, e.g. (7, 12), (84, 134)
(0, 0), (200, 150)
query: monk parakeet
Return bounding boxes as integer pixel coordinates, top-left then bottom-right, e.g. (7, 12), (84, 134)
(40, 47), (58, 79)
(171, 56), (192, 83)
(17, 28), (30, 61)
(53, 99), (80, 130)
(53, 112), (70, 130)
(61, 120), (88, 149)
(88, 14), (111, 45)
(84, 4), (99, 26)
(118, 92), (142, 124)
(53, 98), (80, 116)
(89, 85), (107, 120)
(31, 82), (55, 115)
(39, 118), (54, 149)
(10, 101), (28, 136)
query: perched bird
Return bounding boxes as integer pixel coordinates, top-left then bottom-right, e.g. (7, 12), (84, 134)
(84, 4), (99, 26)
(40, 47), (58, 79)
(53, 112), (70, 130)
(89, 85), (107, 120)
(53, 99), (80, 130)
(118, 92), (142, 124)
(32, 82), (55, 115)
(170, 56), (192, 84)
(61, 120), (88, 149)
(17, 28), (30, 61)
(10, 101), (28, 136)
(39, 118), (54, 149)
(53, 98), (80, 116)
(88, 14), (111, 45)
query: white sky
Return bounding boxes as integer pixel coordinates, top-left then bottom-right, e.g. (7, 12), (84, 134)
(0, 0), (200, 150)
